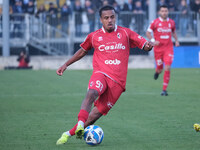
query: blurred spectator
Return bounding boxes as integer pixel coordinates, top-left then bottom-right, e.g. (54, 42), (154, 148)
(36, 4), (46, 21)
(191, 0), (200, 13)
(143, 0), (149, 17)
(24, 0), (35, 15)
(168, 0), (176, 12)
(17, 50), (30, 68)
(107, 0), (115, 5)
(134, 0), (144, 13)
(173, 0), (180, 8)
(168, 0), (179, 29)
(121, 0), (134, 28)
(22, 0), (29, 11)
(91, 0), (103, 9)
(157, 0), (168, 11)
(36, 4), (46, 38)
(12, 0), (24, 38)
(56, 0), (60, 9)
(74, 0), (83, 36)
(22, 0), (35, 11)
(85, 0), (96, 33)
(178, 0), (190, 37)
(113, 1), (121, 14)
(60, 3), (71, 34)
(191, 0), (200, 36)
(133, 0), (144, 34)
(48, 2), (58, 36)
(123, 0), (134, 11)
(102, 0), (109, 6)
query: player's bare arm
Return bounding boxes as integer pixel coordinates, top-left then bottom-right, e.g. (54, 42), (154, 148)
(146, 31), (160, 46)
(172, 31), (180, 47)
(143, 41), (153, 51)
(56, 48), (87, 76)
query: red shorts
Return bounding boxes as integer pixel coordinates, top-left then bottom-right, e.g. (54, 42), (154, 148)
(88, 73), (124, 115)
(154, 50), (174, 70)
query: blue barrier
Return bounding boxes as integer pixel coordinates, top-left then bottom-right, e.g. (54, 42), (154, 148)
(172, 46), (200, 68)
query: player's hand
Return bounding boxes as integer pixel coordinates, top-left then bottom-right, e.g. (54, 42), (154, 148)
(175, 41), (180, 47)
(153, 41), (160, 46)
(143, 41), (153, 51)
(56, 64), (67, 76)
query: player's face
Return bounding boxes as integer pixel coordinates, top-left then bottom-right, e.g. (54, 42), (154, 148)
(159, 8), (169, 20)
(100, 10), (116, 33)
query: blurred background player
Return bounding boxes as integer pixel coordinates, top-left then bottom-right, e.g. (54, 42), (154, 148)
(56, 5), (153, 145)
(146, 5), (180, 96)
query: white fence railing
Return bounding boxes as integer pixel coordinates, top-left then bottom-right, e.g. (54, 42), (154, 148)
(0, 12), (199, 55)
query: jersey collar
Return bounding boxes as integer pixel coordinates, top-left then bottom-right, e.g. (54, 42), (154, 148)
(102, 24), (117, 33)
(159, 17), (169, 22)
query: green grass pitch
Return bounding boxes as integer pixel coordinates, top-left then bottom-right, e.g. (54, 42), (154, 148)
(0, 69), (200, 150)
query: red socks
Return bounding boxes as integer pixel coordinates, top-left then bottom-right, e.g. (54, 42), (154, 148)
(78, 109), (89, 123)
(69, 123), (77, 136)
(163, 70), (170, 91)
(69, 109), (89, 136)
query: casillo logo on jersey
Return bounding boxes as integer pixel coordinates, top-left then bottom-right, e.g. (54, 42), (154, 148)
(105, 59), (121, 65)
(98, 43), (126, 51)
(157, 28), (171, 33)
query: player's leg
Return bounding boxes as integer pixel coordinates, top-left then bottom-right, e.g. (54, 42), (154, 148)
(64, 76), (123, 141)
(56, 73), (107, 145)
(56, 106), (103, 145)
(161, 51), (174, 96)
(75, 89), (99, 138)
(154, 52), (163, 80)
(84, 106), (102, 127)
(56, 89), (100, 145)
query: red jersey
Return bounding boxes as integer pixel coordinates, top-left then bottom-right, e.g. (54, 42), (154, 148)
(147, 17), (175, 52)
(18, 57), (28, 67)
(80, 25), (146, 90)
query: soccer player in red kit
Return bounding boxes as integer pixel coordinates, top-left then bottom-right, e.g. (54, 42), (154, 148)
(56, 5), (153, 145)
(146, 5), (180, 96)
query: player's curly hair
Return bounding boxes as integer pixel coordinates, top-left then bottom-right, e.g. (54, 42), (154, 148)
(99, 5), (116, 17)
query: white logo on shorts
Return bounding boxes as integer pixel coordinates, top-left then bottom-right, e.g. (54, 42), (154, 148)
(96, 80), (103, 92)
(157, 59), (163, 66)
(107, 102), (113, 108)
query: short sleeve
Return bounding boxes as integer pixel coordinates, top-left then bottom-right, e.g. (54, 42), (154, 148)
(127, 29), (147, 49)
(147, 20), (155, 32)
(80, 33), (93, 51)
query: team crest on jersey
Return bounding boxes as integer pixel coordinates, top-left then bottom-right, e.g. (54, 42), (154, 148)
(98, 36), (103, 41)
(168, 23), (171, 28)
(159, 23), (162, 26)
(117, 33), (122, 39)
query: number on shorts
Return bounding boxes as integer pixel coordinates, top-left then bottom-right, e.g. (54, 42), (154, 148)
(96, 80), (103, 92)
(157, 59), (163, 66)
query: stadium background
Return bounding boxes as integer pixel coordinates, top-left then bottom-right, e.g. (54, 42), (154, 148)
(0, 0), (200, 150)
(0, 0), (199, 69)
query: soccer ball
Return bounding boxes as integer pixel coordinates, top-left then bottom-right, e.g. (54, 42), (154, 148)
(84, 125), (104, 145)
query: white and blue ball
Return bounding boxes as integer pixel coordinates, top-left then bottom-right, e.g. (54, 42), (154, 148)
(84, 125), (104, 145)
